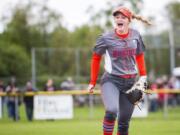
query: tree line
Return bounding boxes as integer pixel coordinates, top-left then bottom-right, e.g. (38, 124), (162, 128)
(0, 1), (179, 85)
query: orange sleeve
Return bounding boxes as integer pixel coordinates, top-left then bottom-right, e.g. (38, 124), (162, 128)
(89, 53), (102, 86)
(136, 53), (147, 76)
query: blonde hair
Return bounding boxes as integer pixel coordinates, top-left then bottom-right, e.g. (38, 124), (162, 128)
(132, 14), (152, 25)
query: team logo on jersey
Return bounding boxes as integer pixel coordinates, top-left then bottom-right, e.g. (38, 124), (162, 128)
(112, 48), (136, 58)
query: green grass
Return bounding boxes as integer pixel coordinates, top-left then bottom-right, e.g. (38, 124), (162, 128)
(130, 107), (180, 135)
(0, 105), (180, 135)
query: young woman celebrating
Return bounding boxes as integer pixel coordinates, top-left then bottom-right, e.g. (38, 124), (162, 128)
(88, 6), (151, 135)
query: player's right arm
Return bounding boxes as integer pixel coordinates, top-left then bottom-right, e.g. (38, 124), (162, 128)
(87, 53), (102, 93)
(88, 35), (106, 93)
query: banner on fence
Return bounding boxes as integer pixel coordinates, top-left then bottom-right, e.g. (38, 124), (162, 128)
(132, 95), (148, 117)
(34, 95), (73, 120)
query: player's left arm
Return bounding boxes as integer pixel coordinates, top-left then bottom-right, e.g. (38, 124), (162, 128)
(135, 53), (147, 90)
(135, 33), (147, 88)
(136, 53), (146, 76)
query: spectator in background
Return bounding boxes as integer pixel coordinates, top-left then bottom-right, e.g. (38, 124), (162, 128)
(6, 81), (19, 121)
(166, 76), (177, 106)
(44, 79), (56, 91)
(60, 77), (75, 90)
(0, 80), (5, 92)
(156, 77), (165, 108)
(155, 76), (176, 108)
(173, 76), (180, 105)
(149, 82), (158, 112)
(0, 80), (6, 117)
(174, 76), (180, 89)
(60, 77), (86, 107)
(24, 81), (35, 121)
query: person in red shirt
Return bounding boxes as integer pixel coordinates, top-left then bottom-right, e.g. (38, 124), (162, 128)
(87, 6), (151, 135)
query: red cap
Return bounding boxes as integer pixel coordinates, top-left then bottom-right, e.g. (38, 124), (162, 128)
(112, 7), (132, 20)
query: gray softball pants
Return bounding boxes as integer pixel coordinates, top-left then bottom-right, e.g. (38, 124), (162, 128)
(100, 72), (136, 135)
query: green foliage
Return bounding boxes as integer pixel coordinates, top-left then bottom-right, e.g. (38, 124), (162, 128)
(167, 2), (180, 20)
(87, 2), (114, 30)
(1, 0), (180, 84)
(129, 0), (143, 13)
(3, 7), (30, 50)
(70, 25), (103, 48)
(50, 26), (71, 48)
(0, 42), (30, 78)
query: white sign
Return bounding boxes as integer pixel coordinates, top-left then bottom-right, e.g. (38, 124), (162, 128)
(132, 95), (148, 118)
(34, 95), (73, 120)
(0, 97), (2, 118)
(173, 67), (180, 76)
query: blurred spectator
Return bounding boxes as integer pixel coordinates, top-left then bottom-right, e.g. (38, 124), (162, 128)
(154, 75), (178, 108)
(24, 81), (35, 121)
(0, 80), (6, 116)
(6, 81), (20, 121)
(174, 76), (180, 89)
(60, 77), (75, 90)
(173, 76), (180, 105)
(156, 77), (166, 108)
(149, 83), (158, 112)
(60, 77), (86, 107)
(167, 76), (177, 106)
(44, 79), (56, 91)
(74, 85), (87, 107)
(0, 80), (5, 92)
(162, 76), (172, 104)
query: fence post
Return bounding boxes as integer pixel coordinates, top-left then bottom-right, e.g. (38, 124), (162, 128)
(163, 93), (168, 118)
(15, 96), (19, 121)
(169, 21), (175, 74)
(75, 49), (80, 83)
(88, 95), (94, 119)
(31, 48), (36, 88)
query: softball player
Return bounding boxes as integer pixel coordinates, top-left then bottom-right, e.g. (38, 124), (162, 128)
(87, 6), (151, 135)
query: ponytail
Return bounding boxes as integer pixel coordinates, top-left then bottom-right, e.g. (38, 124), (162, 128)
(132, 14), (152, 25)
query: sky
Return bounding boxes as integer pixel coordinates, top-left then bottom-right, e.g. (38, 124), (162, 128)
(0, 0), (179, 33)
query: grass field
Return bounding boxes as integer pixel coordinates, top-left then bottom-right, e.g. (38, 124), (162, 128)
(0, 105), (180, 135)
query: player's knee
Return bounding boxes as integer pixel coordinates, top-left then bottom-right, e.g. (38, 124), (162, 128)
(104, 111), (117, 121)
(105, 106), (118, 114)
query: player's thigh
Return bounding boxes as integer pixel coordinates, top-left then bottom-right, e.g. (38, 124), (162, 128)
(119, 93), (134, 122)
(101, 82), (119, 113)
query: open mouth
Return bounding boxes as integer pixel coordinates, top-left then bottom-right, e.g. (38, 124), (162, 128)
(117, 23), (124, 27)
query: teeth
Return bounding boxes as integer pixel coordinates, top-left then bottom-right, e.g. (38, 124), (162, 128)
(118, 23), (123, 26)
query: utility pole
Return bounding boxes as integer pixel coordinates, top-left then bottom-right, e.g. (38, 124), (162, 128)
(31, 48), (36, 88)
(169, 21), (175, 74)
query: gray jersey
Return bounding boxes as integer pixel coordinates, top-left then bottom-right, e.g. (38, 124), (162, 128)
(93, 29), (145, 76)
